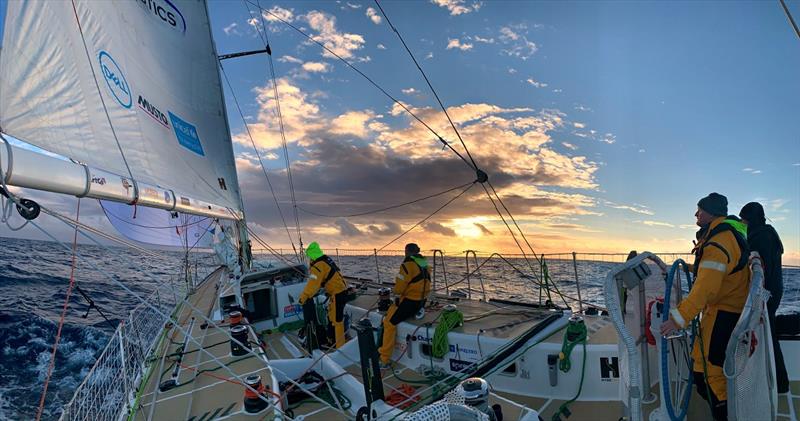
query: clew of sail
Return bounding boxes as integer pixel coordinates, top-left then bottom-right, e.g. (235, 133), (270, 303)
(0, 0), (243, 219)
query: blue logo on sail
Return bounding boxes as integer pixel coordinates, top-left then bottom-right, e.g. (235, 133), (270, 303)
(99, 51), (132, 108)
(168, 111), (205, 156)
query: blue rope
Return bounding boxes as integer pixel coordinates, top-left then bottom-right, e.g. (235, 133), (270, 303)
(661, 259), (695, 421)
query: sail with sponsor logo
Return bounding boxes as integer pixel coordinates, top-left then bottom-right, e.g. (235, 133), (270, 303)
(0, 0), (244, 223)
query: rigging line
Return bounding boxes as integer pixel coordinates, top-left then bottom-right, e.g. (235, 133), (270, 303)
(480, 183), (570, 309)
(780, 0), (800, 40)
(226, 207), (305, 271)
(0, 187), (294, 417)
(486, 180), (543, 266)
(245, 224), (307, 273)
(24, 218), (304, 419)
(297, 181), (475, 218)
(373, 2), (567, 301)
(35, 198), (82, 421)
(40, 206), (161, 257)
(378, 181), (476, 252)
(247, 0), (476, 172)
(219, 64), (300, 260)
(373, 0), (480, 171)
(69, 0), (135, 183)
(255, 0), (304, 255)
(479, 183), (544, 288)
(100, 202), (211, 230)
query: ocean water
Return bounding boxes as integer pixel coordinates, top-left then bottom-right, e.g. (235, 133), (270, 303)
(1, 237), (798, 420)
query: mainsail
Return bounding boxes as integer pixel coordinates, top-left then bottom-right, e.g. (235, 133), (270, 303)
(0, 0), (243, 220)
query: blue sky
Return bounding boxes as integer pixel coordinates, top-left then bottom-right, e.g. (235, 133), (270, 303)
(1, 0), (798, 262)
(207, 0), (800, 261)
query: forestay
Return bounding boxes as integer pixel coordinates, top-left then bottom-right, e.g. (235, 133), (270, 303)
(0, 0), (242, 213)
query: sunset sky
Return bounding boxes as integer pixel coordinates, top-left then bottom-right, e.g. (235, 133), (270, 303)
(1, 1), (799, 263)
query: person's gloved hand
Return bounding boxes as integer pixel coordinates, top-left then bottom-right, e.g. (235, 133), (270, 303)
(394, 297), (400, 306)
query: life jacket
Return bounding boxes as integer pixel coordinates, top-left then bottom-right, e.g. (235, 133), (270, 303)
(312, 255), (343, 288)
(693, 217), (749, 277)
(398, 255), (431, 301)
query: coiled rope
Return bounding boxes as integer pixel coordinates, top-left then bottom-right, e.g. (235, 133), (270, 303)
(432, 307), (464, 358)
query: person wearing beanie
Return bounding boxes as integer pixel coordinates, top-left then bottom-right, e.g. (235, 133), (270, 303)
(298, 242), (349, 348)
(661, 192), (750, 420)
(740, 201), (788, 393)
(378, 243), (431, 367)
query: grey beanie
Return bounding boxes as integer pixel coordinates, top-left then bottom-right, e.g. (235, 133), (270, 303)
(697, 192), (728, 217)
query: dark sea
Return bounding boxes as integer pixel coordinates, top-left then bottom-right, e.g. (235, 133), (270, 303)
(2, 237), (798, 420)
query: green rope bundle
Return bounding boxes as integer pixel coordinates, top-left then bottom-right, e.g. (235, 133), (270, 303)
(558, 317), (587, 372)
(432, 307), (463, 358)
(553, 316), (588, 421)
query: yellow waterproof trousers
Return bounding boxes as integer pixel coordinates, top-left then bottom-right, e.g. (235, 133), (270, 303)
(328, 294), (346, 349)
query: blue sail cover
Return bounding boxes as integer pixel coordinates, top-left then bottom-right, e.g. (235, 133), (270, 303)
(100, 200), (215, 248)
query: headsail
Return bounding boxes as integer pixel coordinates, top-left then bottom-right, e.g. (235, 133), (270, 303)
(0, 0), (242, 217)
(100, 200), (215, 248)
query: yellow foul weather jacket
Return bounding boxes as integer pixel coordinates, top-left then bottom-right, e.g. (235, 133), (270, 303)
(670, 216), (750, 401)
(393, 255), (431, 302)
(299, 256), (347, 304)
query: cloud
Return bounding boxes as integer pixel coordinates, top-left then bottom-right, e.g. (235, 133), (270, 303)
(526, 78), (548, 88)
(498, 25), (538, 60)
(302, 61), (331, 73)
(573, 122), (585, 129)
(223, 22), (241, 36)
(402, 87), (419, 95)
(330, 110), (383, 138)
(304, 10), (366, 60)
(562, 142), (578, 151)
(263, 5), (295, 22)
(446, 38), (474, 51)
(605, 201), (654, 216)
(473, 35), (494, 43)
(474, 222), (493, 235)
(377, 43), (387, 50)
(600, 133), (616, 144)
(230, 81), (603, 252)
(346, 2), (362, 9)
(279, 55), (304, 64)
(508, 68), (517, 74)
(424, 221), (457, 236)
(365, 7), (382, 24)
(367, 221), (402, 236)
(574, 104), (592, 112)
(232, 78), (323, 150)
(431, 0), (481, 15)
(637, 220), (676, 228)
(742, 168), (762, 174)
(335, 218), (363, 236)
(425, 52), (434, 59)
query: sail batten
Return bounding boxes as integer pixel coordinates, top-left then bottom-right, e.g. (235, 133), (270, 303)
(0, 0), (242, 212)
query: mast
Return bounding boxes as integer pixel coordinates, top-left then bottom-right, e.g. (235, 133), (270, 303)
(202, 0), (251, 271)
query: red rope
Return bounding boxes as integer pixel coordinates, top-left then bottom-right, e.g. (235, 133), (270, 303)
(35, 198), (82, 421)
(385, 383), (420, 409)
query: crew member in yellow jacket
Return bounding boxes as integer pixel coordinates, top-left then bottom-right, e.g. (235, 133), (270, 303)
(299, 242), (349, 348)
(661, 193), (750, 421)
(379, 243), (431, 366)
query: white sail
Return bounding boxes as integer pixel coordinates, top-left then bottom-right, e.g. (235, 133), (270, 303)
(100, 200), (215, 248)
(0, 0), (242, 214)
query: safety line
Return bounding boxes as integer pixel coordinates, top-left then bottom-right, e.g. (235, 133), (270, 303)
(35, 198), (83, 421)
